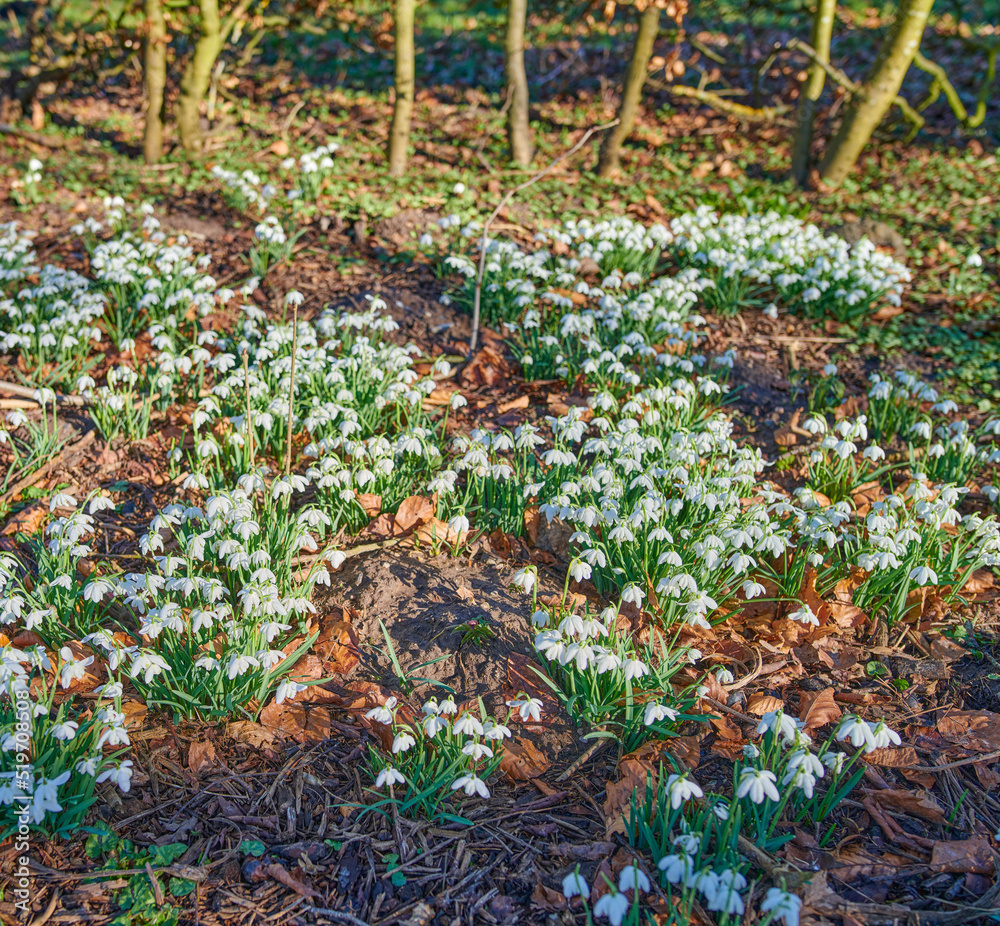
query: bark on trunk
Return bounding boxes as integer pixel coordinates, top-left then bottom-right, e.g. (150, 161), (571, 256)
(177, 0), (223, 155)
(819, 0), (934, 187)
(388, 0), (416, 176)
(143, 0), (167, 164)
(791, 0), (836, 185)
(597, 3), (660, 178)
(505, 0), (532, 166)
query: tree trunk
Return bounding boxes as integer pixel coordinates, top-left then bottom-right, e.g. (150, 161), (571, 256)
(505, 0), (532, 166)
(597, 3), (660, 178)
(819, 0), (934, 187)
(143, 0), (167, 164)
(388, 0), (416, 176)
(177, 0), (224, 155)
(790, 0), (836, 185)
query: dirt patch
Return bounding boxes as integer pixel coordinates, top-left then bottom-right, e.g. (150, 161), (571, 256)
(326, 548), (537, 711)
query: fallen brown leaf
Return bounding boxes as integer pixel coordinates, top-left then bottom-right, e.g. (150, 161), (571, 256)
(873, 788), (947, 824)
(394, 495), (435, 534)
(931, 837), (995, 875)
(800, 687), (842, 733)
(187, 740), (218, 775)
(500, 737), (550, 780)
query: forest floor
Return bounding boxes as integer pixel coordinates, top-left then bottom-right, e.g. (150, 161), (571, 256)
(1, 5), (1000, 926)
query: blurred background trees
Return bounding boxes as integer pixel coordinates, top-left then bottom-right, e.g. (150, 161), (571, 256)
(0, 0), (995, 187)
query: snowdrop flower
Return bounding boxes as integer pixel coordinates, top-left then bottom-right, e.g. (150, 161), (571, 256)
(51, 721), (79, 741)
(510, 567), (536, 593)
(451, 773), (490, 798)
(275, 679), (307, 703)
(31, 771), (71, 823)
(593, 889), (629, 925)
(908, 564), (938, 586)
(618, 863), (650, 893)
(392, 731), (416, 754)
(736, 767), (780, 804)
(787, 604), (819, 627)
(58, 647), (94, 688)
(756, 710), (800, 742)
(453, 712), (484, 736)
(365, 697), (398, 725)
(643, 702), (678, 726)
(620, 584), (644, 605)
(507, 696), (542, 723)
(703, 868), (746, 915)
(561, 870), (589, 900)
(868, 720), (901, 750)
(836, 715), (874, 750)
(49, 492), (77, 511)
(623, 659), (648, 681)
(462, 741), (494, 761)
(666, 773), (703, 809)
(658, 853), (694, 884)
(97, 760), (133, 793)
(376, 766), (405, 788)
(761, 888), (802, 926)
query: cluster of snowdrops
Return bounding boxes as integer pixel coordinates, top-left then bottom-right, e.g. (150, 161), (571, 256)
(0, 184), (995, 924)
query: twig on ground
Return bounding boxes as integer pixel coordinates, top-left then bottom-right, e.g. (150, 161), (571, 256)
(0, 124), (68, 148)
(304, 905), (370, 926)
(0, 380), (89, 406)
(286, 303), (299, 476)
(468, 119), (619, 356)
(908, 748), (1000, 774)
(26, 890), (59, 926)
(0, 430), (95, 506)
(557, 730), (609, 782)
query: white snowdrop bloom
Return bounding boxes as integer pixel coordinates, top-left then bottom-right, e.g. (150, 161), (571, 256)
(376, 766), (405, 788)
(507, 697), (542, 723)
(593, 890), (629, 925)
(756, 710), (801, 742)
(868, 720), (901, 750)
(365, 697), (398, 725)
(510, 568), (536, 593)
(736, 767), (780, 804)
(762, 889), (803, 926)
(453, 712), (485, 736)
(665, 773), (703, 809)
(787, 604), (819, 627)
(643, 702), (678, 726)
(908, 564), (938, 586)
(836, 715), (875, 750)
(618, 864), (650, 894)
(561, 871), (589, 900)
(392, 731), (416, 754)
(451, 773), (490, 798)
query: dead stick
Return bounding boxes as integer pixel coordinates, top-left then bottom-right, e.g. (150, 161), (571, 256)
(0, 431), (95, 505)
(0, 124), (68, 149)
(557, 729), (609, 782)
(907, 748), (1000, 774)
(468, 119), (619, 356)
(0, 380), (88, 406)
(285, 304), (298, 476)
